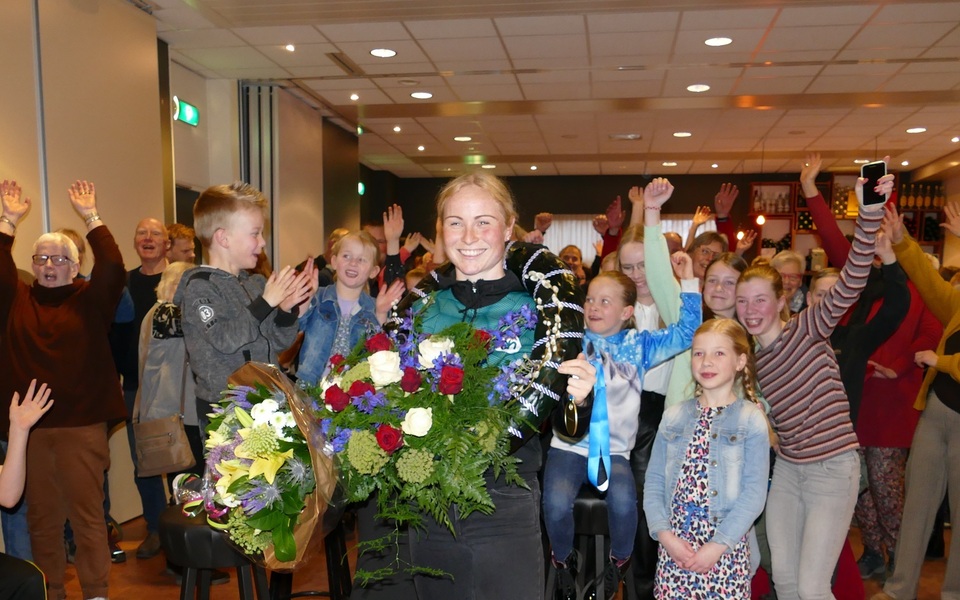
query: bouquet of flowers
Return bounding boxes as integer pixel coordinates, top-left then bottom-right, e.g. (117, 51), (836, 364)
(201, 363), (339, 569)
(307, 302), (541, 539)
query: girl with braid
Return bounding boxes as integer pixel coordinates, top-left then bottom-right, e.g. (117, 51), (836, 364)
(644, 319), (770, 598)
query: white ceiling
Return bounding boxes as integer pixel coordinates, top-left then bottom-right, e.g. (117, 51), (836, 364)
(147, 0), (960, 179)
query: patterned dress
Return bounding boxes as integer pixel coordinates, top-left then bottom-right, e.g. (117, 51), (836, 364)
(655, 404), (751, 599)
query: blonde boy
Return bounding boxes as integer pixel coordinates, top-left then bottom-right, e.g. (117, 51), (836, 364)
(296, 231), (404, 385)
(174, 182), (315, 410)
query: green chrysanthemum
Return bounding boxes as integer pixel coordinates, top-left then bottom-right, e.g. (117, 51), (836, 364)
(396, 448), (435, 484)
(237, 424), (279, 456)
(346, 430), (389, 475)
(226, 508), (271, 555)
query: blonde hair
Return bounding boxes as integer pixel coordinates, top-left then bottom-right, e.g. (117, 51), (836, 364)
(332, 231), (381, 267)
(738, 263), (791, 325)
(436, 172), (518, 226)
(693, 318), (760, 405)
(34, 232), (79, 265)
(589, 271), (637, 330)
(771, 250), (803, 272)
(193, 182), (267, 247)
(155, 262), (194, 302)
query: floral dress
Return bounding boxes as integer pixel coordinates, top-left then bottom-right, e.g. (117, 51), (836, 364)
(655, 404), (751, 599)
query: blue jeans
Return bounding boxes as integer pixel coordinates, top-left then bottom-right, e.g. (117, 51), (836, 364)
(124, 388), (168, 533)
(543, 448), (637, 562)
(0, 440), (31, 560)
(766, 450), (859, 600)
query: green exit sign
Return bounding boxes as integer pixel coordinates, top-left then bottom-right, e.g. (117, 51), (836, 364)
(172, 96), (199, 127)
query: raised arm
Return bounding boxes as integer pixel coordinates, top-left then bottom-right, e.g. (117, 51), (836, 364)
(801, 153), (851, 267)
(685, 206), (713, 249)
(0, 381), (54, 508)
(643, 178), (682, 324)
(713, 183), (739, 252)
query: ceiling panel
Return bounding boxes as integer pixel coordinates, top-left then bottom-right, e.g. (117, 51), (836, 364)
(419, 38), (507, 62)
(502, 34), (588, 60)
(760, 25), (861, 52)
(776, 5), (873, 27)
(494, 15), (585, 36)
(316, 22), (411, 42)
(232, 25), (328, 45)
(178, 46), (278, 70)
(404, 18), (498, 39)
(586, 11), (680, 33)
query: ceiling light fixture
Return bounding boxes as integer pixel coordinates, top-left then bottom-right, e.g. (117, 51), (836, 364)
(906, 127), (927, 134)
(370, 48), (397, 58)
(481, 164), (496, 169)
(454, 136), (472, 142)
(853, 159), (870, 164)
(662, 161), (678, 167)
(284, 44), (295, 52)
(417, 145), (425, 151)
(756, 215), (766, 225)
(952, 136), (960, 143)
(530, 166), (538, 171)
(410, 92), (433, 99)
(686, 84), (710, 93)
(901, 160), (910, 166)
(711, 163), (719, 169)
(393, 126), (401, 133)
(704, 37), (733, 47)
(349, 93), (359, 101)
(609, 133), (642, 141)
(673, 132), (692, 138)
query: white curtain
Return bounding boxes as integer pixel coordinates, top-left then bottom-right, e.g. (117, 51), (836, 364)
(541, 214), (717, 260)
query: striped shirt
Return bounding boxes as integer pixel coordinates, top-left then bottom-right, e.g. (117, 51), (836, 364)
(755, 209), (882, 464)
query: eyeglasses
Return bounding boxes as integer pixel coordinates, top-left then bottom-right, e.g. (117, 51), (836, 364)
(698, 247), (721, 260)
(31, 254), (72, 266)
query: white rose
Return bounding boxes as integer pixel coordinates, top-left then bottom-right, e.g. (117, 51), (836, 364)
(368, 350), (403, 387)
(250, 399), (279, 424)
(418, 337), (455, 369)
(401, 407), (433, 437)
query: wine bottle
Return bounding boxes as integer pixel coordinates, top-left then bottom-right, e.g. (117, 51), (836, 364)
(922, 185), (932, 208)
(907, 184), (916, 208)
(899, 185), (908, 208)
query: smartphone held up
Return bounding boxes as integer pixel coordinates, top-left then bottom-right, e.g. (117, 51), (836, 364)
(861, 160), (888, 205)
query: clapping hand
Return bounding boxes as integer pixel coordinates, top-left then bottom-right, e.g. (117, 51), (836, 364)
(375, 279), (405, 325)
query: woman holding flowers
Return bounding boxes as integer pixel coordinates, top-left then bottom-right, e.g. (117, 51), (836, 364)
(353, 172), (596, 600)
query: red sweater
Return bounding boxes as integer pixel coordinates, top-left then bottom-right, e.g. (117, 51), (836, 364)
(0, 227), (127, 432)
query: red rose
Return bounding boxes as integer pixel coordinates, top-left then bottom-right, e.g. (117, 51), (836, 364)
(324, 385), (351, 412)
(375, 424), (404, 454)
(329, 354), (346, 373)
(348, 380), (376, 398)
(400, 367), (422, 393)
(438, 365), (465, 395)
(365, 332), (392, 353)
(474, 329), (492, 348)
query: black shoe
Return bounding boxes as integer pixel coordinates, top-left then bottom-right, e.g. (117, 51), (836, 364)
(110, 539), (127, 564)
(858, 549), (885, 580)
(926, 536), (945, 559)
(164, 565), (231, 586)
(552, 551), (580, 600)
(586, 556), (630, 600)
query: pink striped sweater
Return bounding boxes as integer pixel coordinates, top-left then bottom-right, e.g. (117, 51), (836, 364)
(755, 209), (882, 463)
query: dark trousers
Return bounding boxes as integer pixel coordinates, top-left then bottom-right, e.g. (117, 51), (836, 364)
(631, 390), (665, 600)
(0, 552), (45, 600)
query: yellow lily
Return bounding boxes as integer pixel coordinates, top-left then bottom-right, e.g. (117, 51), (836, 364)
(214, 459), (249, 494)
(247, 449), (293, 484)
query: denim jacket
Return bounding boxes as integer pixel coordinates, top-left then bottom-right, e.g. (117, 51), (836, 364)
(643, 396), (770, 551)
(297, 284), (381, 385)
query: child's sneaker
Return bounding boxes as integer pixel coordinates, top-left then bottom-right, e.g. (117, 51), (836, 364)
(552, 550), (581, 600)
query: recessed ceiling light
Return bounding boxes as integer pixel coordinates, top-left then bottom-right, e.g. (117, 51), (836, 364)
(853, 159), (870, 164)
(349, 93), (359, 101)
(417, 145), (425, 151)
(662, 161), (678, 167)
(901, 160), (910, 166)
(609, 133), (642, 141)
(673, 131), (692, 138)
(711, 163), (719, 169)
(410, 92), (433, 99)
(454, 136), (472, 142)
(952, 136), (960, 143)
(370, 48), (397, 58)
(481, 164), (496, 169)
(356, 126), (363, 135)
(686, 83), (710, 93)
(393, 126), (401, 133)
(398, 79), (419, 87)
(284, 44), (296, 52)
(906, 127), (927, 134)
(530, 166), (538, 171)
(704, 37), (733, 47)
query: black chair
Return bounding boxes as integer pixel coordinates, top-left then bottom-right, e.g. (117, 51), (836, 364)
(159, 505), (270, 600)
(545, 485), (637, 600)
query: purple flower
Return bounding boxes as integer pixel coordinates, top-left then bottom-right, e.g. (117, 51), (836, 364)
(331, 428), (352, 453)
(353, 390), (388, 414)
(223, 385), (255, 410)
(428, 352), (464, 393)
(237, 479), (282, 515)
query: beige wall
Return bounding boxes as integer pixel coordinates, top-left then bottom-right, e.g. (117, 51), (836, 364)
(170, 63), (211, 192)
(276, 89), (325, 267)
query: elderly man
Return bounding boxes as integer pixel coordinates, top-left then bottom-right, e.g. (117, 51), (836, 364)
(0, 179), (126, 600)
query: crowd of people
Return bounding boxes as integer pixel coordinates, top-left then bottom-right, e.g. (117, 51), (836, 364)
(0, 154), (955, 600)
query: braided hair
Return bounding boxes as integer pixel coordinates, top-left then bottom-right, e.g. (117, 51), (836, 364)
(692, 318), (760, 405)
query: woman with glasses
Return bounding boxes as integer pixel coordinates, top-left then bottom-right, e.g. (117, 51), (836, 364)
(686, 231), (726, 286)
(771, 250), (807, 315)
(0, 179), (126, 600)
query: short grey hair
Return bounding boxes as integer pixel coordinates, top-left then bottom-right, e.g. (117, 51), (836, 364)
(33, 232), (80, 264)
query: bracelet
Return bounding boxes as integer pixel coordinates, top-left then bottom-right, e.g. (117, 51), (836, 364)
(84, 212), (101, 225)
(644, 206), (661, 211)
(0, 215), (16, 230)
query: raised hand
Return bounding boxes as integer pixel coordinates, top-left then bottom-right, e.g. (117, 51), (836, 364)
(606, 196), (625, 232)
(799, 152), (823, 197)
(942, 201), (960, 238)
(856, 173), (894, 213)
(876, 230), (896, 265)
(279, 267), (316, 315)
(644, 178), (675, 208)
(375, 279), (406, 324)
(9, 379), (54, 433)
(534, 212), (553, 233)
(593, 239), (603, 256)
(714, 183), (739, 218)
(0, 180), (31, 225)
(735, 230), (757, 255)
(523, 229), (544, 244)
(882, 204), (905, 245)
(628, 185), (644, 205)
(67, 180), (98, 217)
(263, 266), (298, 307)
(592, 214), (610, 236)
(671, 251), (694, 280)
(692, 206), (713, 227)
(403, 231), (423, 253)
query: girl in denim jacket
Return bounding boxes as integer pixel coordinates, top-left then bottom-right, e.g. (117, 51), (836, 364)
(297, 231), (404, 385)
(644, 319), (770, 598)
(544, 268), (701, 600)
